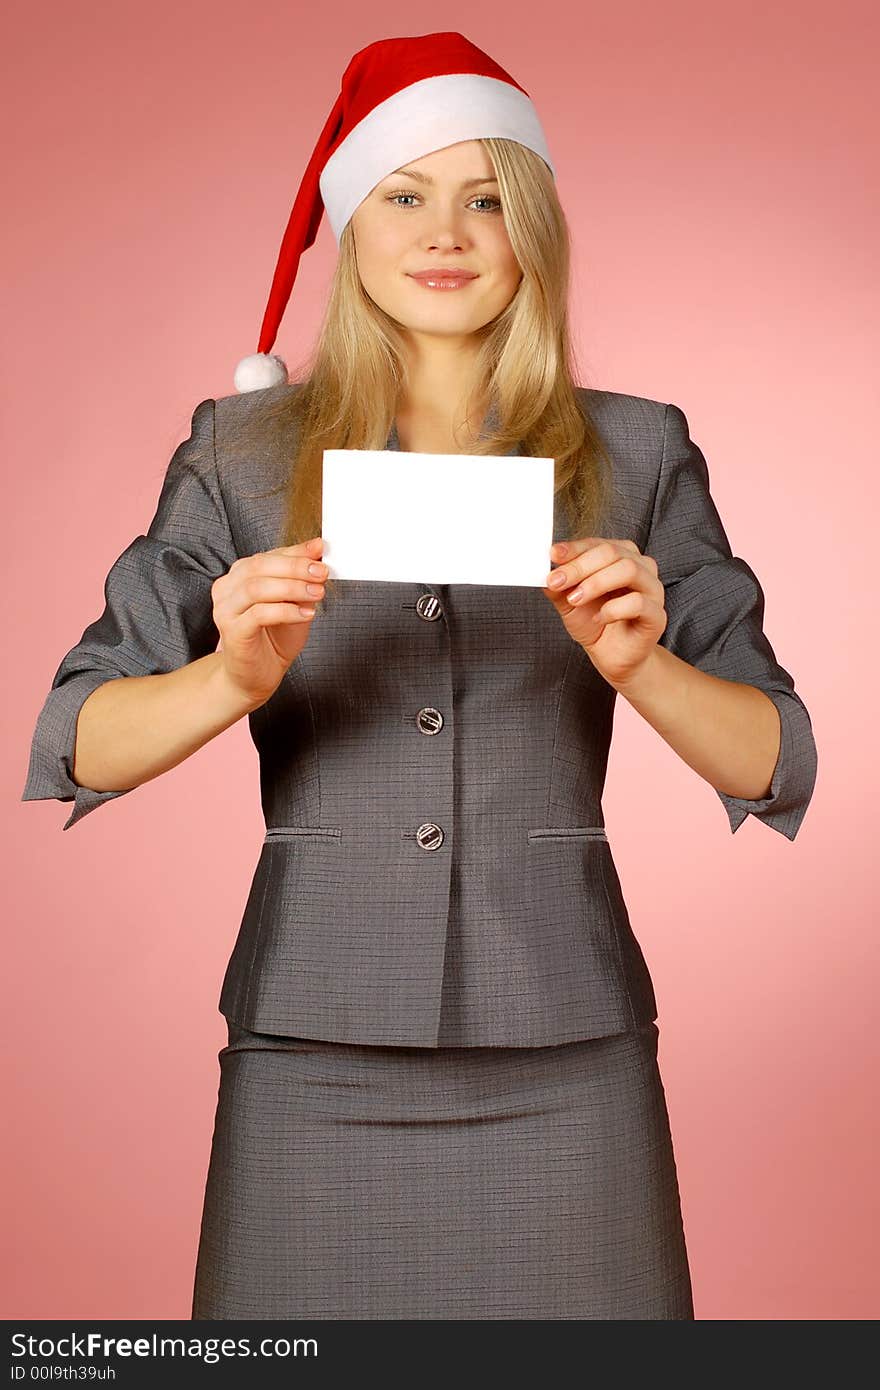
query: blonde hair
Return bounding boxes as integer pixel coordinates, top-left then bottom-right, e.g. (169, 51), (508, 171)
(228, 136), (615, 608)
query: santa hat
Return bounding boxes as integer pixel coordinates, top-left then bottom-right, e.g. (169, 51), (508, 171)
(233, 30), (555, 393)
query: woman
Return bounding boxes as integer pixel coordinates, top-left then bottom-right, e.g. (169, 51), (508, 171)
(21, 32), (818, 1319)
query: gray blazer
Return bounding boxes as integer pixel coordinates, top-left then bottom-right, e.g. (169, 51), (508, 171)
(21, 384), (818, 1047)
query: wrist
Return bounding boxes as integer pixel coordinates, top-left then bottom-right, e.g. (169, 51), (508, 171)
(604, 643), (666, 701)
(205, 652), (267, 721)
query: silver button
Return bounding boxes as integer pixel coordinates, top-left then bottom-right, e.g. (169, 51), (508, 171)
(415, 822), (445, 850)
(416, 707), (443, 735)
(416, 592), (443, 621)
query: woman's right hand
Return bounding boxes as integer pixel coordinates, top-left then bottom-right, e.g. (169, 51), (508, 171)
(211, 536), (328, 708)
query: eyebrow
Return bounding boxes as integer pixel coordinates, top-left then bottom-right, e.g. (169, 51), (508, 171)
(385, 169), (500, 188)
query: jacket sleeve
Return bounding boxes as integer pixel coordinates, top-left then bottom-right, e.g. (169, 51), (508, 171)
(645, 402), (817, 840)
(20, 397), (238, 831)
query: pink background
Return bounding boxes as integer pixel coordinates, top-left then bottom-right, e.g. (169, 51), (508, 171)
(5, 2), (877, 1320)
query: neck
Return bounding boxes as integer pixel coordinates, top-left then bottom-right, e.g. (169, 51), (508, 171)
(396, 334), (488, 452)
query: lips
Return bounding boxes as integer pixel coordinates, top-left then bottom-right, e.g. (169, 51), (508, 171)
(408, 268), (477, 280)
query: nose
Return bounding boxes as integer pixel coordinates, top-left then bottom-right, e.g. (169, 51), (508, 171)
(421, 204), (471, 248)
(425, 225), (466, 250)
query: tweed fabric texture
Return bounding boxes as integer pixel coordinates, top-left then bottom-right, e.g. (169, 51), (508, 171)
(21, 386), (818, 1046)
(191, 1017), (695, 1320)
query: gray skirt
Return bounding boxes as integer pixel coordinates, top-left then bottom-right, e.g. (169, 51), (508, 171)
(191, 1019), (694, 1320)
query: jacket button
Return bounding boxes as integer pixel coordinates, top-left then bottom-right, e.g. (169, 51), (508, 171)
(416, 592), (443, 621)
(416, 707), (443, 735)
(415, 822), (445, 850)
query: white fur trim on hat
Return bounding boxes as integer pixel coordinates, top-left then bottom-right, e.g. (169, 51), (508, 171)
(318, 73), (555, 242)
(233, 352), (289, 394)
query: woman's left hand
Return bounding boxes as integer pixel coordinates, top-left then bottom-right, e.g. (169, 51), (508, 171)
(543, 538), (668, 687)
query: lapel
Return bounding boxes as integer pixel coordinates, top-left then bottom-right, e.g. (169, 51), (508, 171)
(236, 391), (590, 717)
(229, 393), (572, 638)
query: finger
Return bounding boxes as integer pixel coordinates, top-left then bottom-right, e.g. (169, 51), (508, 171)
(550, 536), (643, 562)
(545, 542), (625, 599)
(550, 537), (605, 563)
(235, 602), (318, 635)
(563, 555), (658, 607)
(241, 574), (326, 606)
(547, 540), (636, 592)
(594, 591), (664, 626)
(269, 537), (326, 558)
(234, 549), (330, 585)
(552, 546), (658, 597)
(545, 539), (610, 599)
(217, 573), (326, 621)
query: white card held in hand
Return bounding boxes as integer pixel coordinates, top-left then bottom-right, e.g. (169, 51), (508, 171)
(321, 449), (556, 586)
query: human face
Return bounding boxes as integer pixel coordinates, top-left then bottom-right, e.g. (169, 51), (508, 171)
(349, 140), (523, 342)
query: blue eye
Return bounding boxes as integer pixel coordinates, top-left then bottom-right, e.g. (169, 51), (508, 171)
(385, 192), (501, 213)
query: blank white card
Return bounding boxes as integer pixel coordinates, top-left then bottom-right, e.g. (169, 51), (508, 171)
(320, 449), (556, 586)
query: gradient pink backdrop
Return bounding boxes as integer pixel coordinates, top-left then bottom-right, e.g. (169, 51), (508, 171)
(5, 2), (877, 1321)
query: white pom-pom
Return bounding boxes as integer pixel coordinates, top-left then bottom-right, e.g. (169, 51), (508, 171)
(233, 352), (289, 394)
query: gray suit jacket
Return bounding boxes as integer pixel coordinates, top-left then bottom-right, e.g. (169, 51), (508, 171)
(21, 384), (818, 1046)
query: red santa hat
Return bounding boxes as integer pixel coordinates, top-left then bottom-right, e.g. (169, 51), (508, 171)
(233, 30), (555, 393)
